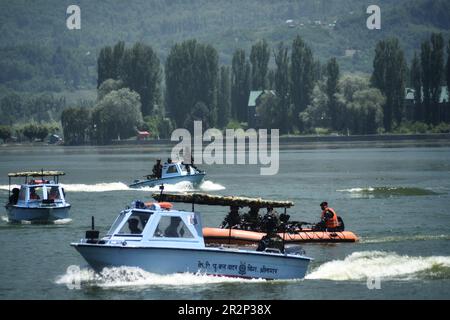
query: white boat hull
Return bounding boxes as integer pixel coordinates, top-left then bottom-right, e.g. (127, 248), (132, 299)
(72, 243), (310, 280)
(6, 204), (70, 223)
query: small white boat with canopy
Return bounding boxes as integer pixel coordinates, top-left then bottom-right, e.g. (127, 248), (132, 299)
(5, 170), (71, 223)
(129, 161), (205, 188)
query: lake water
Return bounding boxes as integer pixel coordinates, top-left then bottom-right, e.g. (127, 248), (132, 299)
(1, 141), (450, 299)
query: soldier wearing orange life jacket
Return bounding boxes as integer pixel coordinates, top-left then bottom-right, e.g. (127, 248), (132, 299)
(314, 201), (339, 231)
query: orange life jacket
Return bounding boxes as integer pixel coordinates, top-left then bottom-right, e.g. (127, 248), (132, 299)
(144, 202), (173, 210)
(321, 207), (338, 229)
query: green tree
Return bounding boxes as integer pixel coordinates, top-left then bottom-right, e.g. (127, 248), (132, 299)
(250, 39), (270, 90)
(217, 66), (231, 128)
(92, 88), (143, 144)
(183, 101), (210, 133)
(421, 40), (432, 124)
(371, 38), (406, 131)
(347, 89), (385, 135)
(61, 107), (92, 145)
(447, 40), (450, 102)
(410, 52), (423, 121)
(97, 79), (125, 101)
(22, 123), (38, 142)
(256, 93), (279, 129)
(326, 57), (340, 130)
(291, 36), (314, 130)
(0, 125), (12, 142)
(429, 33), (445, 124)
(120, 42), (161, 116)
(299, 82), (329, 132)
(0, 93), (22, 125)
(273, 42), (291, 133)
(165, 39), (218, 128)
(231, 49), (251, 122)
(97, 46), (114, 88)
(35, 125), (49, 141)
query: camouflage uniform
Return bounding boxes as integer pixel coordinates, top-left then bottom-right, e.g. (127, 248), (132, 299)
(241, 206), (262, 231)
(220, 206), (242, 228)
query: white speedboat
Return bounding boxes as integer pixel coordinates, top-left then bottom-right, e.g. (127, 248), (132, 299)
(5, 171), (70, 223)
(129, 161), (205, 188)
(71, 196), (312, 280)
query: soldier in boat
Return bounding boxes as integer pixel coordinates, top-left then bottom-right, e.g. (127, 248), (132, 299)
(241, 206), (262, 231)
(257, 208), (284, 253)
(220, 206), (242, 229)
(152, 159), (163, 179)
(8, 188), (20, 205)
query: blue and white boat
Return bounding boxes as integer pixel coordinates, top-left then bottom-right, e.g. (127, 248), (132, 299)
(129, 161), (205, 188)
(71, 196), (312, 280)
(5, 171), (71, 223)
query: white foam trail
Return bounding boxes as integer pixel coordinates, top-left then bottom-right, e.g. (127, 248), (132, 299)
(137, 180), (225, 192)
(0, 216), (73, 225)
(137, 181), (195, 192)
(199, 180), (226, 191)
(360, 234), (450, 244)
(306, 251), (450, 281)
(61, 182), (130, 192)
(55, 266), (265, 288)
(0, 181), (226, 193)
(337, 187), (374, 193)
(0, 184), (20, 191)
(53, 218), (73, 225)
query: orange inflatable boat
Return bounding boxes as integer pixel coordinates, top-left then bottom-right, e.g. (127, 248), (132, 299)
(151, 192), (359, 244)
(203, 227), (358, 244)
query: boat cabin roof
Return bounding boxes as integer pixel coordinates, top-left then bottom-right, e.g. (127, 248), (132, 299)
(8, 171), (65, 185)
(8, 171), (65, 177)
(104, 201), (205, 249)
(152, 192), (294, 208)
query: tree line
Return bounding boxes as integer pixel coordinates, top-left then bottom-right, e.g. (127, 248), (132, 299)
(57, 33), (450, 144)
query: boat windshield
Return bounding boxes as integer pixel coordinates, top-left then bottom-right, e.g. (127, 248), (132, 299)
(29, 186), (44, 201)
(117, 211), (151, 235)
(166, 165), (178, 174)
(153, 216), (194, 238)
(46, 186), (62, 200)
(107, 212), (127, 235)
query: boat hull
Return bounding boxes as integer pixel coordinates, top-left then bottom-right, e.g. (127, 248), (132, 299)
(129, 173), (205, 188)
(203, 227), (358, 244)
(6, 204), (70, 223)
(72, 243), (310, 280)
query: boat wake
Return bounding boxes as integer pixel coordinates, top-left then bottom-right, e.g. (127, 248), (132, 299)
(360, 234), (450, 244)
(0, 181), (225, 193)
(337, 186), (440, 198)
(0, 215), (72, 225)
(306, 251), (450, 281)
(55, 266), (264, 289)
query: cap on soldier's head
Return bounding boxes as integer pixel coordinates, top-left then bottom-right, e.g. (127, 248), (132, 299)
(320, 201), (328, 207)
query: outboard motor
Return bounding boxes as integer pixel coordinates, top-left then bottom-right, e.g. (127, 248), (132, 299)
(86, 216), (100, 244)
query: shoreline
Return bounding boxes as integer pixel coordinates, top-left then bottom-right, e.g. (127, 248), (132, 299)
(1, 133), (449, 148)
(111, 132), (450, 146)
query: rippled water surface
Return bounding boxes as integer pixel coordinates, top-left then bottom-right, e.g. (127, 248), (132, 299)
(1, 142), (449, 299)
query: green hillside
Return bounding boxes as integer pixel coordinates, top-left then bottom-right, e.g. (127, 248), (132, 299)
(0, 0), (449, 93)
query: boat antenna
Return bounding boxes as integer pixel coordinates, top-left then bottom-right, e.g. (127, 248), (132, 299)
(159, 184), (165, 202)
(91, 216), (95, 230)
